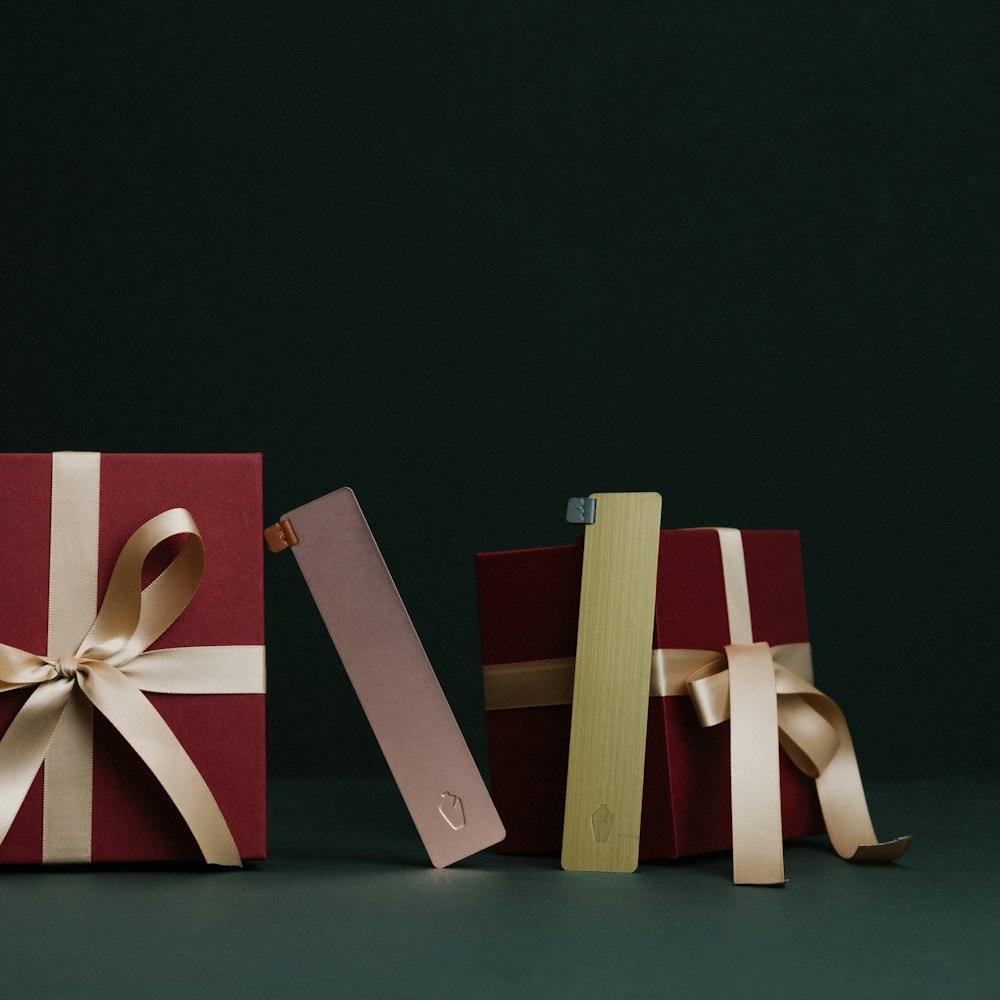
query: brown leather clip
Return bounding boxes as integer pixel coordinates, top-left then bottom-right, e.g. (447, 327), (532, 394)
(264, 518), (299, 553)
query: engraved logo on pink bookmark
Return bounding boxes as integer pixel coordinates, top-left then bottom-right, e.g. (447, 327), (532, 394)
(267, 487), (505, 867)
(439, 793), (467, 831)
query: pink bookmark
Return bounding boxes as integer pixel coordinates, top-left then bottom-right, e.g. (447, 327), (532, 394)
(266, 487), (505, 867)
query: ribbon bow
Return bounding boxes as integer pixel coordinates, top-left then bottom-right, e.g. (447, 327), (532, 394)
(0, 508), (242, 866)
(686, 641), (911, 885)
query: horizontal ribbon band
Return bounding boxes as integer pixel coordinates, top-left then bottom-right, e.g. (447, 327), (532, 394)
(482, 643), (813, 710)
(0, 453), (264, 866)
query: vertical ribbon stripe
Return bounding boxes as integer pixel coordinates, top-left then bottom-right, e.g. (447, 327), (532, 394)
(47, 452), (101, 655)
(44, 451), (101, 863)
(42, 691), (94, 862)
(716, 527), (753, 646)
(726, 642), (785, 886)
(717, 529), (783, 885)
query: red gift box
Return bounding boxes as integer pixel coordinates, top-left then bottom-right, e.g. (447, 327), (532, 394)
(475, 529), (825, 860)
(0, 453), (265, 864)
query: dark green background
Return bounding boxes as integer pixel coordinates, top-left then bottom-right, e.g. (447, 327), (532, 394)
(2, 4), (997, 998)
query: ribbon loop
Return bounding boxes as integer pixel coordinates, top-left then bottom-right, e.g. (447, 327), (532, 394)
(0, 505), (242, 867)
(1, 644), (56, 688)
(76, 508), (205, 668)
(686, 661), (731, 727)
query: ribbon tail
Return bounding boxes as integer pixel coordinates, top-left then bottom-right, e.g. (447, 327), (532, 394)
(808, 693), (911, 862)
(0, 680), (74, 847)
(726, 642), (785, 886)
(771, 665), (910, 862)
(78, 662), (242, 867)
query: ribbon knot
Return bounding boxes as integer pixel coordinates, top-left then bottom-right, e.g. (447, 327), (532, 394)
(0, 507), (244, 866)
(53, 655), (83, 680)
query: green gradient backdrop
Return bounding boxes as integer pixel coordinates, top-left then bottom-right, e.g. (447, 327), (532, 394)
(2, 3), (995, 786)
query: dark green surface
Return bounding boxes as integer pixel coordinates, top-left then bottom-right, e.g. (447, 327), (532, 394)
(4, 775), (998, 999)
(1, 5), (997, 996)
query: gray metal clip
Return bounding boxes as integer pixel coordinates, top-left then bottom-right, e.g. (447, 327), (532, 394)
(566, 497), (596, 525)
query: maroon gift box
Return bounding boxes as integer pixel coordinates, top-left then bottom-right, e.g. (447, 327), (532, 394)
(0, 453), (266, 863)
(475, 530), (824, 859)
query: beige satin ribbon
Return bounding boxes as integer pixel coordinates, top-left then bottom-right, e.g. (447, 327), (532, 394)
(482, 643), (812, 710)
(707, 527), (907, 883)
(44, 452), (100, 861)
(685, 647), (911, 869)
(715, 528), (784, 885)
(0, 452), (265, 866)
(482, 529), (909, 883)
